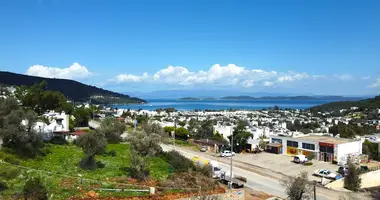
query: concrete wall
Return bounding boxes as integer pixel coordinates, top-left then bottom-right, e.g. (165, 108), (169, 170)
(179, 189), (245, 200)
(336, 141), (362, 165)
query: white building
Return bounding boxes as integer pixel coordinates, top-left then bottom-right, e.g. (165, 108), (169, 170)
(213, 125), (234, 140)
(268, 134), (362, 165)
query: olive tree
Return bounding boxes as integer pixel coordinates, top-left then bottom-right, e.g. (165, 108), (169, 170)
(344, 161), (362, 191)
(280, 171), (312, 200)
(0, 98), (43, 158)
(127, 130), (162, 157)
(99, 117), (126, 143)
(77, 130), (107, 170)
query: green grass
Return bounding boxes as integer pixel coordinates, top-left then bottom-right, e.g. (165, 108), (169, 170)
(0, 143), (171, 199)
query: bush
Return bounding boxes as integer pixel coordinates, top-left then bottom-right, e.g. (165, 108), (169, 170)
(49, 136), (68, 145)
(4, 156), (20, 165)
(125, 151), (150, 181)
(96, 161), (105, 168)
(196, 164), (213, 178)
(0, 181), (7, 192)
(303, 162), (313, 166)
(23, 177), (48, 200)
(0, 167), (20, 180)
(79, 155), (97, 170)
(163, 150), (195, 173)
(127, 131), (162, 157)
(107, 150), (117, 157)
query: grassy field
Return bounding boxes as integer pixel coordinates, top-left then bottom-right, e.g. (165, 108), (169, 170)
(0, 143), (171, 199)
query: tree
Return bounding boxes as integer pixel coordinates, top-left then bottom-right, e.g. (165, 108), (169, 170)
(175, 127), (190, 139)
(73, 107), (91, 127)
(15, 81), (70, 115)
(188, 118), (200, 136)
(126, 151), (150, 181)
(228, 120), (253, 152)
(99, 117), (126, 143)
(127, 130), (162, 157)
(77, 130), (107, 169)
(178, 120), (186, 127)
(344, 161), (362, 191)
(143, 122), (164, 136)
(23, 177), (48, 200)
(0, 98), (44, 158)
(164, 126), (175, 136)
(196, 119), (214, 139)
(211, 131), (228, 145)
(274, 105), (279, 110)
(280, 171), (312, 200)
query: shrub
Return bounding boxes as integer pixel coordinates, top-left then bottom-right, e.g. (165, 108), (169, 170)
(344, 161), (362, 191)
(125, 151), (150, 181)
(49, 136), (68, 145)
(127, 131), (162, 157)
(163, 150), (195, 173)
(0, 181), (7, 192)
(303, 162), (313, 166)
(4, 156), (20, 165)
(96, 161), (105, 168)
(159, 171), (217, 191)
(23, 177), (48, 200)
(79, 155), (97, 170)
(0, 167), (20, 180)
(107, 150), (117, 157)
(196, 164), (213, 178)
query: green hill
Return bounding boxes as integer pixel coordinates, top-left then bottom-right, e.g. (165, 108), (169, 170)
(310, 95), (380, 112)
(0, 71), (146, 104)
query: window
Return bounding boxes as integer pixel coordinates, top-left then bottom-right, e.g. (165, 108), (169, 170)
(302, 143), (315, 150)
(287, 140), (298, 147)
(272, 138), (282, 144)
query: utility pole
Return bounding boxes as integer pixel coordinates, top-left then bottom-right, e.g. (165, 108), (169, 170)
(313, 181), (316, 200)
(229, 127), (233, 189)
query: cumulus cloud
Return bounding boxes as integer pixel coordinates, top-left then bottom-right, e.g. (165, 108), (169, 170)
(26, 62), (92, 79)
(368, 78), (380, 88)
(334, 74), (354, 81)
(111, 64), (318, 88)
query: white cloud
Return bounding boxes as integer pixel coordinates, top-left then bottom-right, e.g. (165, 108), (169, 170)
(334, 74), (354, 81)
(115, 73), (149, 82)
(361, 76), (371, 80)
(111, 64), (321, 88)
(368, 78), (380, 88)
(26, 62), (92, 80)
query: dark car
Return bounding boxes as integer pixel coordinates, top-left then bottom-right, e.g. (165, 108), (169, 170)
(338, 166), (348, 176)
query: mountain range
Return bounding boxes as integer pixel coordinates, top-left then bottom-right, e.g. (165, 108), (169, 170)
(0, 71), (146, 104)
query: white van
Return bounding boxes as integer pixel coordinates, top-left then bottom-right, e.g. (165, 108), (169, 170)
(293, 155), (308, 163)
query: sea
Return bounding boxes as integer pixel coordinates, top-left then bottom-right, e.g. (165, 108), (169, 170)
(114, 99), (336, 111)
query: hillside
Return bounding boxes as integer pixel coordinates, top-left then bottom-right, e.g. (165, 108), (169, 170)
(0, 71), (146, 104)
(221, 95), (362, 101)
(310, 95), (380, 112)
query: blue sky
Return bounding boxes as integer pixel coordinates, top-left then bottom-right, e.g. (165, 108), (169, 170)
(1, 0), (380, 96)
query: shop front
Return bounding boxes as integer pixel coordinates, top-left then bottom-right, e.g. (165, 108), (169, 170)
(319, 142), (334, 162)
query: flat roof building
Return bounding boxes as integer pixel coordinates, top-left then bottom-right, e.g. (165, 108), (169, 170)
(269, 134), (362, 165)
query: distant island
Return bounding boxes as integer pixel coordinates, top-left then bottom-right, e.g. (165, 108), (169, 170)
(220, 95), (364, 101)
(178, 97), (216, 101)
(0, 71), (146, 104)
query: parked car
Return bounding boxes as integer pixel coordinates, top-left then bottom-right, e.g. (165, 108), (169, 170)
(220, 150), (235, 157)
(313, 169), (337, 179)
(200, 146), (207, 152)
(338, 166), (348, 176)
(293, 155), (308, 164)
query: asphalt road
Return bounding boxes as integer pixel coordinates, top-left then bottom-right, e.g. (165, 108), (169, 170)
(160, 144), (364, 200)
(162, 144), (287, 198)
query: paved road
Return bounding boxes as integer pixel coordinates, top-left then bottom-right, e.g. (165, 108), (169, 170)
(162, 144), (287, 198)
(161, 144), (364, 200)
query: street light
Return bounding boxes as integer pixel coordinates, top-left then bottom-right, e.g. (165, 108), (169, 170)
(229, 127), (233, 189)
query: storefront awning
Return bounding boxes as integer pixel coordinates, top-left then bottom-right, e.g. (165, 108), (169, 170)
(267, 143), (282, 148)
